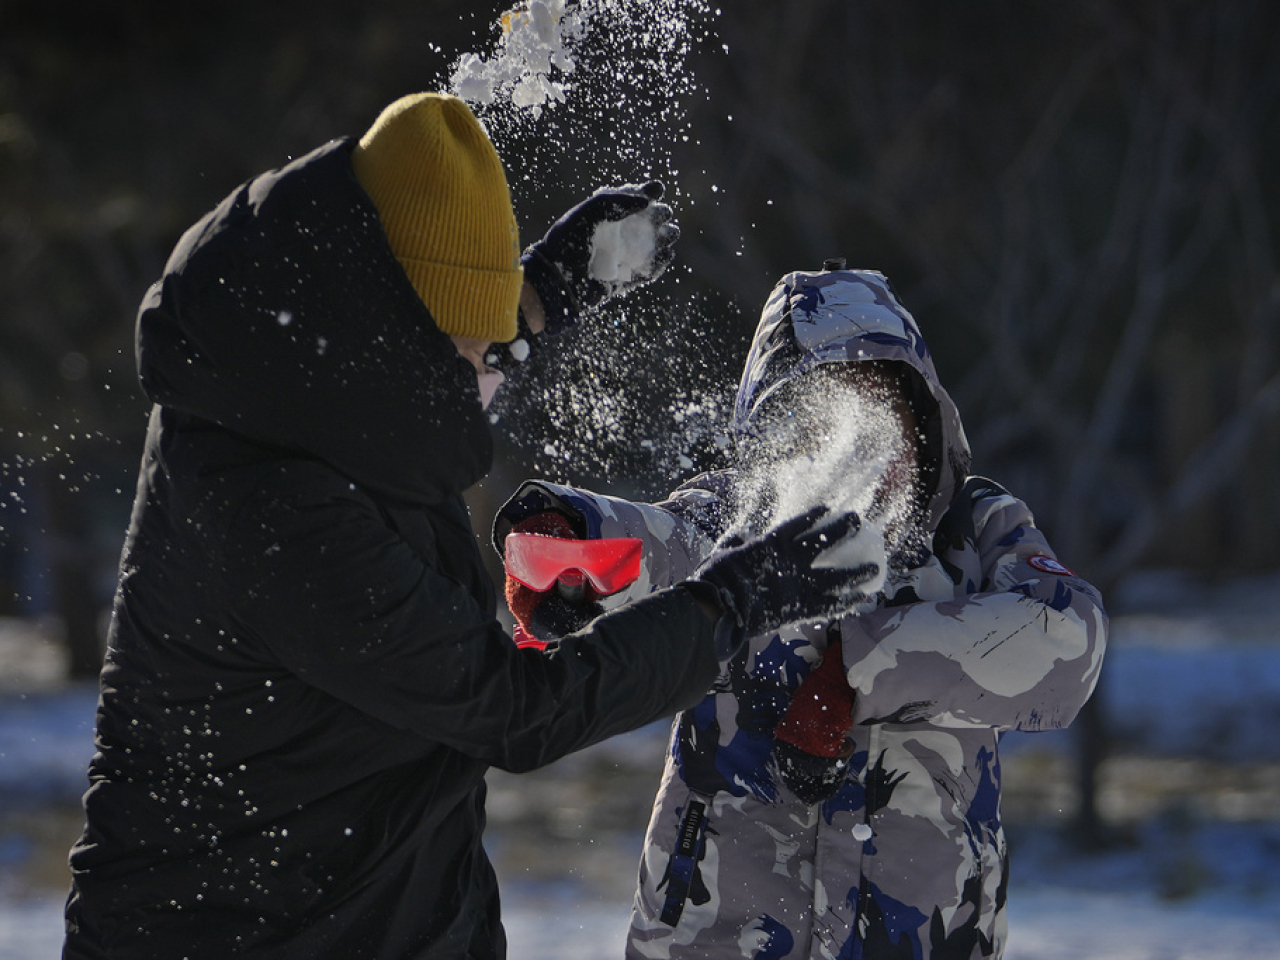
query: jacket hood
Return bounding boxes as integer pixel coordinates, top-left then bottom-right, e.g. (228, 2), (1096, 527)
(136, 138), (492, 505)
(733, 267), (971, 534)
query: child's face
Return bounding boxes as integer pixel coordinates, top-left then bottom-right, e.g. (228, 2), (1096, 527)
(736, 362), (923, 541)
(747, 364), (918, 468)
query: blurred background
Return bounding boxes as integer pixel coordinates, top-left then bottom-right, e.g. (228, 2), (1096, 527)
(2, 0), (1279, 955)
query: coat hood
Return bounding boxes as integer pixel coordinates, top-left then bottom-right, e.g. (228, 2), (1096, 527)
(733, 266), (971, 534)
(136, 138), (492, 505)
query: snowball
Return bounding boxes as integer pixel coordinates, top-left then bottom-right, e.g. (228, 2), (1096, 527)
(588, 210), (659, 285)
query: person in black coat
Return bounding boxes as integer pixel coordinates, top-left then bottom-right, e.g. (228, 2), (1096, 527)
(62, 93), (869, 959)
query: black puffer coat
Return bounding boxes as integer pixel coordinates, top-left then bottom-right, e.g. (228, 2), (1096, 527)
(64, 139), (717, 959)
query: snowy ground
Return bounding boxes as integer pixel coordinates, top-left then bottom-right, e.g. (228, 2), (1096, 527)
(2, 571), (1279, 958)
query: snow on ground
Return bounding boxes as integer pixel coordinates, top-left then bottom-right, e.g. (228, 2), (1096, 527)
(3, 877), (1278, 959)
(2, 572), (1280, 958)
(1004, 889), (1280, 960)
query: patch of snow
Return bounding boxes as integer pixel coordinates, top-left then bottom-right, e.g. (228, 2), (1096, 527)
(1004, 888), (1280, 959)
(1095, 635), (1280, 761)
(0, 686), (97, 805)
(0, 899), (65, 960)
(5, 888), (1279, 960)
(3, 598), (1280, 956)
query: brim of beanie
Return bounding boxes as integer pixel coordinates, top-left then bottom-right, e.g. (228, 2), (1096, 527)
(402, 259), (523, 343)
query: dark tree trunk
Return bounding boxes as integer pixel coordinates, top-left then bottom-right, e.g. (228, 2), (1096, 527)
(44, 467), (103, 680)
(1073, 685), (1110, 848)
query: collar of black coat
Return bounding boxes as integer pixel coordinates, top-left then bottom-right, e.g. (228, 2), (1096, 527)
(135, 138), (492, 506)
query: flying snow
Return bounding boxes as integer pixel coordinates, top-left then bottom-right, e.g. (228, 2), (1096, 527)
(451, 1), (585, 117)
(450, 0), (717, 193)
(451, 0), (730, 487)
(730, 381), (924, 610)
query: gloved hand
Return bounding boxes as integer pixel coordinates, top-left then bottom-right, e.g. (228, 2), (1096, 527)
(772, 638), (856, 805)
(503, 512), (603, 648)
(521, 180), (680, 333)
(694, 506), (879, 658)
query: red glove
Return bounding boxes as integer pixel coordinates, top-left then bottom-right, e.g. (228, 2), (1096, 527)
(771, 639), (856, 805)
(774, 640), (855, 757)
(503, 513), (601, 649)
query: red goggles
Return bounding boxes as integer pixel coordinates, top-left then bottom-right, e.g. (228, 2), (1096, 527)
(504, 533), (643, 595)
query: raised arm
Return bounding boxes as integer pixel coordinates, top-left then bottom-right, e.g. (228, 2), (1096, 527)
(840, 487), (1108, 731)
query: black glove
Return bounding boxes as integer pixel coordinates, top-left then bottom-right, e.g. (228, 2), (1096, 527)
(521, 180), (680, 333)
(695, 507), (879, 655)
(528, 592), (605, 641)
(771, 739), (856, 806)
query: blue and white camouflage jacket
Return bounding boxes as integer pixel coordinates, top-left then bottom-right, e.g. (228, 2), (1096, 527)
(495, 267), (1108, 960)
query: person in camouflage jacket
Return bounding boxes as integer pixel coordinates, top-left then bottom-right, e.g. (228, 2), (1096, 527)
(494, 265), (1108, 959)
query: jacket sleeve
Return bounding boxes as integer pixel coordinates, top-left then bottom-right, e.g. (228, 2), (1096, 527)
(491, 476), (725, 605)
(840, 488), (1108, 731)
(221, 466), (719, 773)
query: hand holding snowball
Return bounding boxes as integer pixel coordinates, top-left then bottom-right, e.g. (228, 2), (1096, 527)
(521, 180), (680, 333)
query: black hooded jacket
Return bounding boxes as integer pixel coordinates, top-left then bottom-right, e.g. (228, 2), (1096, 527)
(64, 139), (717, 959)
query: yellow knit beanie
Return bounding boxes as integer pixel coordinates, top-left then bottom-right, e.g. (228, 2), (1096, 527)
(352, 92), (522, 342)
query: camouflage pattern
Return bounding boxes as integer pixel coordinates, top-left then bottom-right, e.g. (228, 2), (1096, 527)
(496, 269), (1108, 959)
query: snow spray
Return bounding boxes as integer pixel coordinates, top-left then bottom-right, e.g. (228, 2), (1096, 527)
(449, 1), (736, 492)
(449, 0), (717, 191)
(451, 1), (586, 118)
(730, 379), (924, 609)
